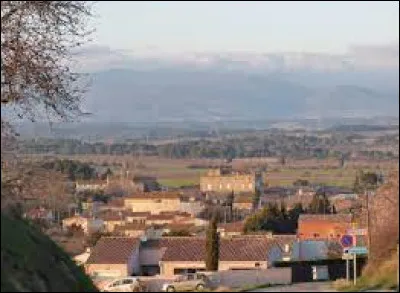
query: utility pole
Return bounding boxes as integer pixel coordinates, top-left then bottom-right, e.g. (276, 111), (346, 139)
(353, 253), (357, 285)
(366, 190), (372, 258)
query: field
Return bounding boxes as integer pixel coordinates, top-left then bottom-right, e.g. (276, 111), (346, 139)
(23, 154), (398, 188)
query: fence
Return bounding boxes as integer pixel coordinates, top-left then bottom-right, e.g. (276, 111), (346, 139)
(141, 268), (291, 291)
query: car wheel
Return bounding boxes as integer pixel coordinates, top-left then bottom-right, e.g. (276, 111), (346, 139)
(166, 286), (175, 292)
(196, 284), (205, 291)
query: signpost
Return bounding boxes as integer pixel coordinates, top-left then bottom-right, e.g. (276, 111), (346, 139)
(342, 228), (369, 285)
(346, 229), (367, 236)
(340, 235), (354, 248)
(347, 247), (368, 255)
(342, 253), (352, 282)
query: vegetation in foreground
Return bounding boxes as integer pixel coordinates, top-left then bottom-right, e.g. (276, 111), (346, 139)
(1, 214), (98, 292)
(334, 253), (398, 291)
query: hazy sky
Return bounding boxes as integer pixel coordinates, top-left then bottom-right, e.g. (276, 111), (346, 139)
(90, 1), (399, 54)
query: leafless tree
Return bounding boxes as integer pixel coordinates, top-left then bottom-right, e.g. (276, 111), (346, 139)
(1, 1), (93, 121)
(1, 1), (93, 213)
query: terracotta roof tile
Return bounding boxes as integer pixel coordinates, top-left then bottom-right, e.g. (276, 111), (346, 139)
(147, 214), (176, 221)
(127, 212), (151, 217)
(298, 214), (353, 223)
(158, 236), (279, 262)
(125, 191), (181, 200)
(114, 222), (146, 232)
(218, 221), (245, 233)
(86, 237), (139, 264)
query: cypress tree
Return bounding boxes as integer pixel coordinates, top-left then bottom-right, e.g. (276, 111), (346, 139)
(205, 215), (219, 271)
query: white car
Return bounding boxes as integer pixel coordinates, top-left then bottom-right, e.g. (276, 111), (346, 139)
(101, 277), (140, 292)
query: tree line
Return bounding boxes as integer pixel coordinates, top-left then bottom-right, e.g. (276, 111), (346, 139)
(244, 192), (336, 234)
(17, 134), (398, 161)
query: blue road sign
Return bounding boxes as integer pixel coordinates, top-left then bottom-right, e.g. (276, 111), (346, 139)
(340, 235), (353, 248)
(347, 246), (368, 255)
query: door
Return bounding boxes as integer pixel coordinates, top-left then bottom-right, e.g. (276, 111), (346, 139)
(184, 274), (198, 290)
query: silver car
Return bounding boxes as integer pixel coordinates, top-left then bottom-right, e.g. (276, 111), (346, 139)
(102, 277), (140, 292)
(162, 273), (209, 292)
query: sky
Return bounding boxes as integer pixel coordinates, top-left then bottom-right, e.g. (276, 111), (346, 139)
(89, 1), (399, 54)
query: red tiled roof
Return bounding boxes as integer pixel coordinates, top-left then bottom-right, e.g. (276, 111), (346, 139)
(298, 214), (353, 223)
(114, 222), (146, 232)
(159, 236), (279, 262)
(125, 191), (181, 200)
(234, 196), (253, 203)
(147, 214), (176, 221)
(166, 223), (195, 231)
(100, 210), (127, 221)
(127, 212), (151, 217)
(160, 211), (192, 218)
(86, 237), (139, 264)
(218, 221), (245, 233)
(220, 237), (277, 261)
(160, 238), (204, 261)
(108, 198), (124, 207)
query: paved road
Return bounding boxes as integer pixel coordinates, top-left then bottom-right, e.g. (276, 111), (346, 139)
(250, 282), (336, 292)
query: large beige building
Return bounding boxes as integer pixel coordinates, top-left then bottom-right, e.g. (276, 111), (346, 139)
(200, 167), (263, 194)
(124, 192), (182, 215)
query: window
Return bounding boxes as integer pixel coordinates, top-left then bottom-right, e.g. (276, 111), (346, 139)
(255, 262), (260, 268)
(227, 183), (231, 189)
(313, 233), (320, 238)
(219, 183), (222, 190)
(187, 274), (195, 280)
(284, 244), (290, 253)
(207, 184), (212, 190)
(249, 183), (253, 189)
(111, 280), (123, 287)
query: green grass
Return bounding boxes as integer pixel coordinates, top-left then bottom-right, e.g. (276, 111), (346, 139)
(158, 178), (199, 187)
(1, 214), (98, 292)
(267, 167), (362, 187)
(335, 255), (399, 292)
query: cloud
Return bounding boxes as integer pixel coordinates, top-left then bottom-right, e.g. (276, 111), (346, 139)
(70, 44), (400, 73)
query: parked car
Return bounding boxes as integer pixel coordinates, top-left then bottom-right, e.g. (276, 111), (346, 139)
(102, 277), (140, 292)
(162, 273), (210, 292)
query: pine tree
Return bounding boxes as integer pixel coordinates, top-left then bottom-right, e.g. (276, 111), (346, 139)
(205, 215), (219, 271)
(308, 192), (332, 214)
(252, 188), (261, 211)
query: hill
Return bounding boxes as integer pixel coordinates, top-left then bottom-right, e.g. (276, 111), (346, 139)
(1, 214), (97, 292)
(78, 68), (399, 123)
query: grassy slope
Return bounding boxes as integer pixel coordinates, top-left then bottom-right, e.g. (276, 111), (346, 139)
(1, 214), (98, 292)
(335, 253), (398, 291)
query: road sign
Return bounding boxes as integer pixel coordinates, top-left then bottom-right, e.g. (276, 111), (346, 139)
(340, 235), (354, 248)
(342, 253), (353, 260)
(347, 229), (367, 235)
(347, 246), (368, 255)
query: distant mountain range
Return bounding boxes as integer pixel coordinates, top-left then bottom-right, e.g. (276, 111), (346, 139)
(69, 45), (399, 123)
(79, 67), (398, 123)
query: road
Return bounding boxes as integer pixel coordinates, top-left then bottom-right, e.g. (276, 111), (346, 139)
(250, 282), (336, 292)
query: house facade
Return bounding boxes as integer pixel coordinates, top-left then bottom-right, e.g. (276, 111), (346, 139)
(156, 236), (283, 276)
(85, 237), (141, 278)
(124, 192), (182, 214)
(62, 215), (104, 235)
(200, 168), (263, 194)
(297, 214), (354, 240)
